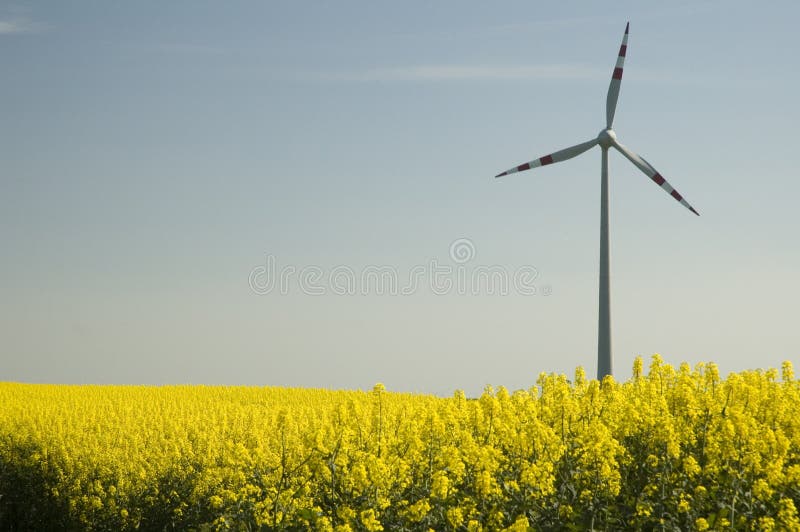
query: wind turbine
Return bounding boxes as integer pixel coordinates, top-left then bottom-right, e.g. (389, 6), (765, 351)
(494, 22), (699, 380)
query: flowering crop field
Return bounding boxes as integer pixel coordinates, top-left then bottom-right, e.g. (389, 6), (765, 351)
(2, 356), (800, 531)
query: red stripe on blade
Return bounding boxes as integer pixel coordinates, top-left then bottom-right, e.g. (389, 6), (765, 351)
(539, 155), (554, 166)
(612, 67), (624, 80)
(619, 44), (627, 57)
(671, 190), (683, 201)
(517, 163), (530, 172)
(651, 173), (665, 186)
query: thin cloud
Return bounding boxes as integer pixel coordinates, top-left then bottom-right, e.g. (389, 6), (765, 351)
(304, 64), (607, 82)
(0, 17), (47, 35)
(290, 63), (761, 89)
(130, 42), (225, 55)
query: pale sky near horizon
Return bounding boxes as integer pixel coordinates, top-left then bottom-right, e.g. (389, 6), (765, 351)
(2, 1), (799, 396)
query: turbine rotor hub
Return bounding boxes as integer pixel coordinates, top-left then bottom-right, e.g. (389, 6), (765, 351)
(597, 128), (617, 148)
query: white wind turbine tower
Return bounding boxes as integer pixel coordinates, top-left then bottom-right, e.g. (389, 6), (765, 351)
(494, 22), (699, 380)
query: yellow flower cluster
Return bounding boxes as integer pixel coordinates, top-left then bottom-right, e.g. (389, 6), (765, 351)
(1, 356), (800, 530)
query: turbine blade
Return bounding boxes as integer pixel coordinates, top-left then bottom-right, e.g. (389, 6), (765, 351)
(613, 140), (700, 215)
(605, 22), (629, 129)
(495, 138), (598, 178)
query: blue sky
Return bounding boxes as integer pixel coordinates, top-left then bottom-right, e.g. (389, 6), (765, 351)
(2, 1), (798, 396)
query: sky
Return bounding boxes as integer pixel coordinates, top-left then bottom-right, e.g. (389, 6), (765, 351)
(1, 1), (799, 396)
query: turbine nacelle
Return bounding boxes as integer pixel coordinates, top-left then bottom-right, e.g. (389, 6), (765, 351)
(597, 128), (617, 149)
